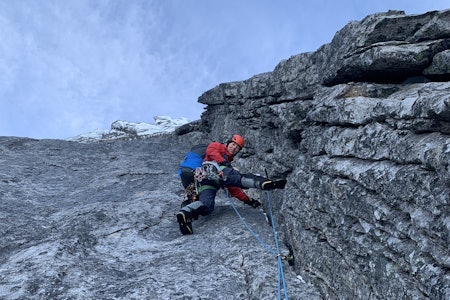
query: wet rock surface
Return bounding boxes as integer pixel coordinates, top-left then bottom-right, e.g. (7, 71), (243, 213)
(0, 136), (319, 299)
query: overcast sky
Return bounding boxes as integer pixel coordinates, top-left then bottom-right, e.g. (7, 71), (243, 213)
(1, 1), (449, 139)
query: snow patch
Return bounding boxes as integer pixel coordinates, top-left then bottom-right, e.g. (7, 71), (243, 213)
(66, 116), (189, 143)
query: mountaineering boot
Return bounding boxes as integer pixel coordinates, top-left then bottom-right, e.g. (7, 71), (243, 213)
(176, 211), (193, 235)
(261, 178), (287, 190)
(176, 201), (205, 235)
(241, 174), (287, 190)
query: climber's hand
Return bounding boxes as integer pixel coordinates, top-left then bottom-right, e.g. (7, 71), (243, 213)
(245, 198), (261, 208)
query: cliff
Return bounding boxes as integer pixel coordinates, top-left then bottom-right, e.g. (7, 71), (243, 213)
(0, 136), (320, 299)
(177, 9), (450, 299)
(2, 9), (449, 300)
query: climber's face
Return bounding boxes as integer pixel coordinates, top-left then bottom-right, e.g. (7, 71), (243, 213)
(227, 141), (241, 156)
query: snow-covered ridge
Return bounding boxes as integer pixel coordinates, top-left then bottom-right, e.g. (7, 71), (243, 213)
(67, 116), (190, 143)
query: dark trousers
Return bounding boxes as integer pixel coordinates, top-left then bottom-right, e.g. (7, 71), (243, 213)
(197, 167), (245, 215)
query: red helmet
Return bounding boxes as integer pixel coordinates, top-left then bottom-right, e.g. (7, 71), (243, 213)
(231, 134), (245, 148)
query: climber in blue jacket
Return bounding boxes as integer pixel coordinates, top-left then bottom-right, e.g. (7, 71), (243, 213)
(176, 134), (287, 235)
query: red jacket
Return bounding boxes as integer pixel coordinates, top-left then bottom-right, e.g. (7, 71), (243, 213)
(204, 142), (233, 164)
(204, 142), (249, 202)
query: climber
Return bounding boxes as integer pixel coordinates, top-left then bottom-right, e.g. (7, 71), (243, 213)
(176, 134), (287, 235)
(178, 143), (209, 207)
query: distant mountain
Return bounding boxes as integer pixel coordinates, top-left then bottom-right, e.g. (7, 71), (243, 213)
(67, 116), (190, 142)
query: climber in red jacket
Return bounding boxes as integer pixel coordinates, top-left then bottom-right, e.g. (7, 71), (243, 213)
(176, 134), (286, 235)
(203, 136), (252, 204)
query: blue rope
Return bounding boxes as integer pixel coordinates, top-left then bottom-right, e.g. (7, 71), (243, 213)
(265, 191), (289, 300)
(228, 196), (277, 256)
(226, 191), (289, 300)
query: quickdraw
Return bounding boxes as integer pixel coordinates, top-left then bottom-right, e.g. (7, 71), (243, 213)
(184, 182), (198, 202)
(194, 161), (224, 182)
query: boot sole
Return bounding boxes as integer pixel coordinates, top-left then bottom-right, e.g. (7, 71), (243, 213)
(262, 179), (287, 190)
(176, 212), (193, 235)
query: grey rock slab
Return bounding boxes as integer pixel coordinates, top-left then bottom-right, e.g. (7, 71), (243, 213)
(0, 136), (319, 299)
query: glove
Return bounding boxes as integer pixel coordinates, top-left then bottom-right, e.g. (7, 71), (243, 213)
(220, 161), (232, 168)
(245, 198), (261, 208)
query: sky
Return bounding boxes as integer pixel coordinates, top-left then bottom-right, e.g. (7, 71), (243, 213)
(1, 1), (449, 139)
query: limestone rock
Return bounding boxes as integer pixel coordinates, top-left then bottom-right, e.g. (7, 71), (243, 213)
(3, 8), (450, 300)
(191, 9), (450, 300)
(0, 136), (319, 299)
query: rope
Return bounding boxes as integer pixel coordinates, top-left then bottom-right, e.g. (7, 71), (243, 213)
(228, 195), (277, 256)
(226, 191), (289, 300)
(266, 191), (289, 300)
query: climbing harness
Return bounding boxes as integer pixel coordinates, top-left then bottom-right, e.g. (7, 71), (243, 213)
(189, 161), (227, 198)
(227, 190), (290, 300)
(194, 161), (224, 182)
(183, 160), (224, 204)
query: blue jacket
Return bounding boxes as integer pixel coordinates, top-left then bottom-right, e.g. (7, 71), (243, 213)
(178, 144), (208, 177)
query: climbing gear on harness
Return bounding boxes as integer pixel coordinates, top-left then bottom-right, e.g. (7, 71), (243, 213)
(181, 182), (198, 208)
(194, 161), (225, 182)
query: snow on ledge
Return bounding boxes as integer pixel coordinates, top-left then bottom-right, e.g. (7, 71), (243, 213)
(66, 116), (190, 143)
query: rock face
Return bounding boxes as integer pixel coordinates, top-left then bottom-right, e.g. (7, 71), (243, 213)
(2, 9), (450, 300)
(186, 9), (450, 300)
(0, 136), (320, 299)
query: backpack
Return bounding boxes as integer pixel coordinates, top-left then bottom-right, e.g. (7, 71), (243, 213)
(179, 143), (209, 173)
(178, 144), (209, 204)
